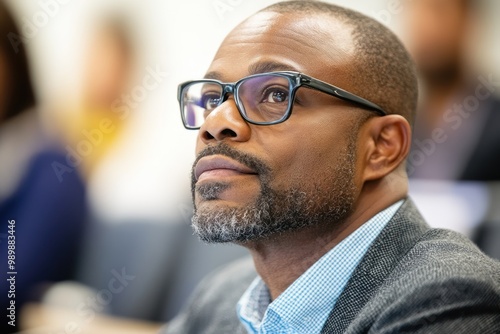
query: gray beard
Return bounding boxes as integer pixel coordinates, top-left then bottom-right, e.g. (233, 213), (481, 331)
(191, 141), (357, 244)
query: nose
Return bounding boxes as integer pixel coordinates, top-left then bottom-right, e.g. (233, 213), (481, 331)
(199, 99), (251, 144)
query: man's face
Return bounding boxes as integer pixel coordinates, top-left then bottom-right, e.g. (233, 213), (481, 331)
(190, 12), (364, 243)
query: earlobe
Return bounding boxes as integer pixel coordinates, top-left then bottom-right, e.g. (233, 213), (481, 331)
(362, 115), (411, 182)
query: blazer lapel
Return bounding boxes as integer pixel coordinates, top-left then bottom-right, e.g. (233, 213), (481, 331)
(321, 198), (430, 333)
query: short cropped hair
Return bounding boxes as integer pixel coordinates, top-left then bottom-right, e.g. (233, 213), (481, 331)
(262, 1), (418, 124)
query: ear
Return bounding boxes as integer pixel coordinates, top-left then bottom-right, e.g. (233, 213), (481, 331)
(359, 115), (411, 182)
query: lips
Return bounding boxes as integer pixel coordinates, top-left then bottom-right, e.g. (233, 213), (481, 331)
(194, 155), (257, 181)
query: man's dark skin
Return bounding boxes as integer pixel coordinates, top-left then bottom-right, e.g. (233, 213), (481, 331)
(193, 11), (411, 300)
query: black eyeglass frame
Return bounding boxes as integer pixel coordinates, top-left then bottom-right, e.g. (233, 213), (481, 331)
(178, 71), (386, 130)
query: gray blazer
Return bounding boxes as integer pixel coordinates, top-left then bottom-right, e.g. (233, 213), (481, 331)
(163, 199), (500, 333)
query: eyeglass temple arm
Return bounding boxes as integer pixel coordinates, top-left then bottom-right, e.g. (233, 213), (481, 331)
(300, 75), (386, 116)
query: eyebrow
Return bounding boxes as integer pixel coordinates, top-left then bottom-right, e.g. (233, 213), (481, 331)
(204, 61), (300, 81)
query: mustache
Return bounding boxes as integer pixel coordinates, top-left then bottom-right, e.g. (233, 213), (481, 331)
(191, 143), (271, 185)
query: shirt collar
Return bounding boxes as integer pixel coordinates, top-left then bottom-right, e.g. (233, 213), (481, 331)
(237, 200), (404, 334)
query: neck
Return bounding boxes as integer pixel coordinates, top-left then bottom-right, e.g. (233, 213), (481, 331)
(242, 176), (407, 300)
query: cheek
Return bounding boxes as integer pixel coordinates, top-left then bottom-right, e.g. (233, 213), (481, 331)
(255, 121), (351, 189)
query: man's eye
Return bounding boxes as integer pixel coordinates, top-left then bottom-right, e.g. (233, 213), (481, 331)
(200, 93), (221, 110)
(262, 88), (289, 103)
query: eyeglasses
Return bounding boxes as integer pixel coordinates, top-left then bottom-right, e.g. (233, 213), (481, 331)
(178, 71), (386, 129)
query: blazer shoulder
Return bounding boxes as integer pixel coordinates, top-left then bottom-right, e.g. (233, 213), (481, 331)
(342, 229), (500, 333)
(163, 256), (256, 334)
(404, 227), (500, 279)
(384, 199), (500, 283)
(361, 229), (500, 333)
(325, 199), (500, 333)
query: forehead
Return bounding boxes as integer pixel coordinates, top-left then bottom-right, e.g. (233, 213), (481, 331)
(207, 11), (356, 84)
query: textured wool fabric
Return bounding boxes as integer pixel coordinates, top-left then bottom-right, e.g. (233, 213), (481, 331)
(162, 199), (500, 334)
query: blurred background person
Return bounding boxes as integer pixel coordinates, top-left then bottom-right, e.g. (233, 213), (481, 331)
(0, 1), (87, 333)
(400, 0), (500, 180)
(399, 0), (500, 259)
(56, 17), (135, 178)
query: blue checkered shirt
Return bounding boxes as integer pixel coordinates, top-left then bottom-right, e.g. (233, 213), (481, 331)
(236, 200), (404, 334)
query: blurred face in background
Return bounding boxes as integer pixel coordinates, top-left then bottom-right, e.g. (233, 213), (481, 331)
(0, 50), (10, 123)
(84, 26), (131, 107)
(401, 0), (471, 80)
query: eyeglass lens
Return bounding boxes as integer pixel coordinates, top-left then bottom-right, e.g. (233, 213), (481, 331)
(182, 74), (292, 128)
